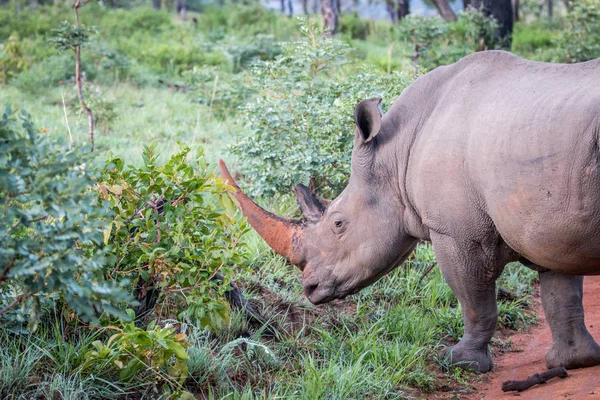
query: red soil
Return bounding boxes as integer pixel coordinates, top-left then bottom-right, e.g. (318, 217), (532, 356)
(464, 276), (600, 400)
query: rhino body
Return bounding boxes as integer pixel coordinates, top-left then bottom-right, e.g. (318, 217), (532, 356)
(221, 50), (600, 372)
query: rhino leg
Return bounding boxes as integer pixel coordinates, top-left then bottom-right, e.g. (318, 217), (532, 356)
(539, 270), (600, 369)
(431, 233), (506, 373)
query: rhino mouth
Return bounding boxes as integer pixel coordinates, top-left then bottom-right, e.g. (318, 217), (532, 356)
(303, 279), (335, 304)
(305, 244), (418, 305)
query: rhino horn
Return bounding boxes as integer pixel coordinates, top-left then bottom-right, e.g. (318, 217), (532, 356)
(219, 160), (304, 267)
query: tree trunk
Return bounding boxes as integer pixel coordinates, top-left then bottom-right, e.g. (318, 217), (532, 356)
(472, 0), (513, 49)
(280, 0), (285, 13)
(512, 0), (519, 21)
(386, 0), (397, 23)
(547, 0), (553, 20)
(288, 0), (293, 16)
(302, 0), (308, 14)
(176, 0), (186, 19)
(152, 0), (160, 9)
(432, 0), (456, 21)
(321, 0), (338, 36)
(463, 0), (472, 9)
(396, 0), (409, 20)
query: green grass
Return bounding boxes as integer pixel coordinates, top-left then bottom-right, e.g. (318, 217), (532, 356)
(1, 83), (234, 165)
(512, 20), (563, 61)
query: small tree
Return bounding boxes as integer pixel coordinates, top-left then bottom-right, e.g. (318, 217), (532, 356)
(0, 107), (128, 326)
(50, 1), (95, 150)
(100, 144), (250, 329)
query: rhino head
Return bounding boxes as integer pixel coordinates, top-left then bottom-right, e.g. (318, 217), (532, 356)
(220, 98), (418, 304)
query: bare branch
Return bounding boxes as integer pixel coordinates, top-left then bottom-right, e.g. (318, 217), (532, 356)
(0, 292), (31, 315)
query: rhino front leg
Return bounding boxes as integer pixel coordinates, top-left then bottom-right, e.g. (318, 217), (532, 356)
(431, 232), (506, 373)
(539, 270), (600, 369)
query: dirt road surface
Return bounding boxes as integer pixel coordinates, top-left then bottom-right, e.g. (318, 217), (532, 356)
(465, 276), (600, 400)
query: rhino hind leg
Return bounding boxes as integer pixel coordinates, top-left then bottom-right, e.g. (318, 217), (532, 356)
(539, 270), (600, 369)
(431, 232), (508, 373)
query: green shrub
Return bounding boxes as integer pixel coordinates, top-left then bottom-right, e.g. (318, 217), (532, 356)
(0, 4), (73, 40)
(100, 144), (249, 329)
(86, 37), (131, 84)
(427, 10), (501, 68)
(184, 66), (254, 120)
(96, 7), (173, 38)
(397, 15), (448, 76)
(84, 314), (191, 385)
(555, 0), (600, 63)
(0, 34), (29, 83)
(231, 18), (410, 197)
(0, 107), (129, 325)
(511, 21), (557, 55)
(339, 13), (372, 40)
(10, 53), (74, 92)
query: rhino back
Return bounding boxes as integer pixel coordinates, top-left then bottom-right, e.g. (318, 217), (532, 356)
(404, 51), (600, 273)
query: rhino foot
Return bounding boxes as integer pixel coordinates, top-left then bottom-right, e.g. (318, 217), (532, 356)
(546, 332), (600, 370)
(540, 271), (600, 370)
(443, 343), (493, 373)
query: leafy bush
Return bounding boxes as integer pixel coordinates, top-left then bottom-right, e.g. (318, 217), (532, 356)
(555, 0), (600, 63)
(424, 10), (501, 68)
(0, 34), (29, 83)
(10, 53), (74, 91)
(100, 144), (249, 329)
(86, 37), (131, 84)
(84, 315), (190, 385)
(97, 7), (173, 38)
(231, 18), (410, 197)
(0, 4), (73, 40)
(397, 15), (448, 77)
(0, 107), (129, 324)
(511, 21), (557, 56)
(339, 13), (372, 40)
(184, 66), (254, 120)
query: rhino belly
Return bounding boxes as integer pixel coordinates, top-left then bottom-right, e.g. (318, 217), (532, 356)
(487, 154), (600, 275)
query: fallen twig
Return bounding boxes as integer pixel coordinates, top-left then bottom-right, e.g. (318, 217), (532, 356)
(501, 365), (568, 392)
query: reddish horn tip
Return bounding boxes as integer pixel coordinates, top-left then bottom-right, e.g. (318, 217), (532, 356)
(219, 159), (236, 188)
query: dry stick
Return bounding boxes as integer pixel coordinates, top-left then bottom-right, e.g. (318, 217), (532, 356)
(501, 366), (568, 392)
(387, 43), (393, 75)
(61, 91), (74, 147)
(73, 0), (94, 151)
(0, 292), (31, 315)
(417, 261), (436, 286)
(209, 73), (219, 113)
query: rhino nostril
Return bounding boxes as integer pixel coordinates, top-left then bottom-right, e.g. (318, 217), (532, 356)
(305, 283), (318, 298)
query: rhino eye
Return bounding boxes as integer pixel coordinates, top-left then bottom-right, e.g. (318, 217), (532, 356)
(332, 219), (346, 234)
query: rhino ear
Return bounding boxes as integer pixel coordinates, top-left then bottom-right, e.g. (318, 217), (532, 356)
(294, 184), (328, 223)
(354, 97), (383, 143)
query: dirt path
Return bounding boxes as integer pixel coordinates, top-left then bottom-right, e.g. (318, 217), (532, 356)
(465, 276), (600, 400)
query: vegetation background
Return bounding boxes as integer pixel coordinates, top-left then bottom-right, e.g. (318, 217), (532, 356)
(1, 0), (599, 398)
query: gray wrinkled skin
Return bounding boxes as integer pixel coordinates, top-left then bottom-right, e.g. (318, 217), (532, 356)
(293, 51), (600, 372)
